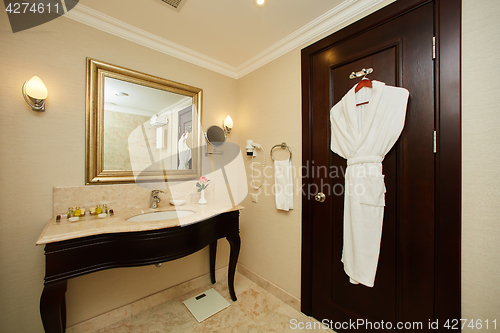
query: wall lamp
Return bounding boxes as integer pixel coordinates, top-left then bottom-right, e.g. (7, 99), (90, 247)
(22, 76), (48, 111)
(223, 115), (233, 135)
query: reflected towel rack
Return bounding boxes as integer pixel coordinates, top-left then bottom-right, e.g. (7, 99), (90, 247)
(270, 142), (292, 161)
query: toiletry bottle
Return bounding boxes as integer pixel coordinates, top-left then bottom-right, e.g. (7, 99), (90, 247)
(67, 207), (74, 219)
(74, 207), (81, 217)
(102, 204), (108, 214)
(95, 205), (102, 215)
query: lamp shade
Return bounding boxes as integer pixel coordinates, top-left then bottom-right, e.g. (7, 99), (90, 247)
(25, 76), (48, 100)
(224, 115), (233, 129)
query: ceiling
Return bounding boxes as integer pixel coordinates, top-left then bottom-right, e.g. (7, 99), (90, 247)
(69, 0), (386, 78)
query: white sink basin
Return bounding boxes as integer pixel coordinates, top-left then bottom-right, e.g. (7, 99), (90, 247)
(127, 210), (195, 222)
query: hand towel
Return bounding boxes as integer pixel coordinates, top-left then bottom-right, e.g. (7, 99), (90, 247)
(274, 159), (293, 211)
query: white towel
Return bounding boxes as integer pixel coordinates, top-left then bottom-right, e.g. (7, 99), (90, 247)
(274, 159), (293, 211)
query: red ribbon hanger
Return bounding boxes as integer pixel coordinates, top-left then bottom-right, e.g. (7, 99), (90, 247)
(355, 78), (372, 93)
(350, 68), (373, 106)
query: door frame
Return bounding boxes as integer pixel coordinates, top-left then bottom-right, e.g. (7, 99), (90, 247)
(301, 0), (461, 324)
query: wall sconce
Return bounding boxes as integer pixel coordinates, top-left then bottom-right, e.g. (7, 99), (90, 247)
(22, 76), (48, 111)
(223, 115), (233, 135)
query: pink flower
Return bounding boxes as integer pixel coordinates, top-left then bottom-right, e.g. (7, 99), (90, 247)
(196, 177), (210, 192)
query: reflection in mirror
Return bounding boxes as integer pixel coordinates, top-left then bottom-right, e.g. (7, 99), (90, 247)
(205, 125), (226, 147)
(103, 77), (193, 171)
(86, 58), (202, 184)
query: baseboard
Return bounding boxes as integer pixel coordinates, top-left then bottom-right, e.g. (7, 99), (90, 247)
(66, 267), (228, 333)
(236, 264), (301, 312)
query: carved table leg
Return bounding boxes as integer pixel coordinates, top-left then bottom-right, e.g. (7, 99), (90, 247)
(40, 280), (68, 333)
(226, 233), (241, 301)
(209, 240), (217, 284)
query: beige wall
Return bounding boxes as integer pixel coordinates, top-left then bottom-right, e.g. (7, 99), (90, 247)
(236, 49), (303, 298)
(0, 13), (237, 331)
(461, 0), (500, 327)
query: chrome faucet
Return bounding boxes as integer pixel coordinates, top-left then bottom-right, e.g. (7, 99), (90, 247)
(150, 190), (164, 209)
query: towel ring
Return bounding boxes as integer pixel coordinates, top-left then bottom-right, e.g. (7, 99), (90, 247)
(270, 142), (292, 161)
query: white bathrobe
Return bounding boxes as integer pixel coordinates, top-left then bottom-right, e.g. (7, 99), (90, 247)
(330, 80), (409, 287)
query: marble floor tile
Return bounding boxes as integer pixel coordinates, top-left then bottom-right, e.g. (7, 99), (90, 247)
(94, 273), (330, 333)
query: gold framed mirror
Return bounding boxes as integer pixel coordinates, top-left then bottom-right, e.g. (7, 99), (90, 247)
(86, 58), (202, 184)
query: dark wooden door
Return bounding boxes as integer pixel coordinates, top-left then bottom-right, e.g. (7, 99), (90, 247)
(304, 3), (437, 331)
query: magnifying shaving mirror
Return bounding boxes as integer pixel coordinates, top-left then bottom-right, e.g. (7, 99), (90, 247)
(205, 125), (226, 147)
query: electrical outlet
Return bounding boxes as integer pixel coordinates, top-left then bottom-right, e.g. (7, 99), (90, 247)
(251, 194), (258, 203)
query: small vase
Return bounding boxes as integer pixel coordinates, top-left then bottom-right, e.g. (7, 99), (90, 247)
(198, 189), (207, 205)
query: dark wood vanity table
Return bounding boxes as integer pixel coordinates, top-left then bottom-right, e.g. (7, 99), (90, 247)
(39, 210), (241, 333)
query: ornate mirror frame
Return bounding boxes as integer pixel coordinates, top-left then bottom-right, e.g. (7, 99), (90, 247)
(85, 58), (203, 184)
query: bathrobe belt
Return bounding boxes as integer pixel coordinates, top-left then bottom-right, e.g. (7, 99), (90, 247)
(347, 156), (383, 166)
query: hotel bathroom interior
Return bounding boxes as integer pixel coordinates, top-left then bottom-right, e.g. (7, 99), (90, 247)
(0, 0), (498, 332)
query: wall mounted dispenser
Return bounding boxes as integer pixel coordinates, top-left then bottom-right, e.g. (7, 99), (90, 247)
(246, 140), (260, 156)
(246, 140), (265, 190)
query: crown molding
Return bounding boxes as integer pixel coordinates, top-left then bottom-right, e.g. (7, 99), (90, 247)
(159, 97), (192, 115)
(64, 4), (239, 78)
(104, 104), (154, 117)
(235, 0), (386, 78)
(64, 0), (385, 79)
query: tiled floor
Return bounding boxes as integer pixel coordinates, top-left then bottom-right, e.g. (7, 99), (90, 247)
(94, 272), (329, 332)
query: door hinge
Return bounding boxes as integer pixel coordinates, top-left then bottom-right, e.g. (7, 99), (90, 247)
(433, 131), (437, 153)
(432, 36), (436, 60)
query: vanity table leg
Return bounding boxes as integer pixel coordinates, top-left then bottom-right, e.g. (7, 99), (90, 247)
(40, 280), (67, 333)
(209, 240), (217, 284)
(226, 234), (241, 301)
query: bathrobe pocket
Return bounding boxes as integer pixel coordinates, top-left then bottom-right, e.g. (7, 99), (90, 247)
(359, 175), (386, 207)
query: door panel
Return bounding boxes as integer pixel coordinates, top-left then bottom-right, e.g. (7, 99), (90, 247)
(308, 3), (435, 331)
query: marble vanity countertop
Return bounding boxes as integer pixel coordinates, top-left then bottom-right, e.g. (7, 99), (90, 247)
(36, 202), (244, 245)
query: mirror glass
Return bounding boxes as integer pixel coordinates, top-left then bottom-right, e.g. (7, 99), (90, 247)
(205, 126), (226, 147)
(86, 58), (202, 184)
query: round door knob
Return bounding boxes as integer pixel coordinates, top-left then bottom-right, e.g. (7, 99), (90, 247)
(314, 192), (326, 202)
